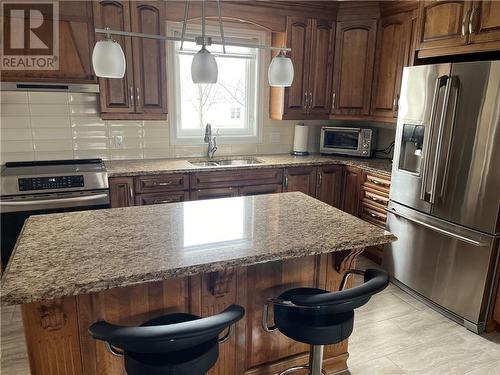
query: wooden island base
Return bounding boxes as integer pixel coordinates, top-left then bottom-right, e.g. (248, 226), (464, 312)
(21, 249), (363, 375)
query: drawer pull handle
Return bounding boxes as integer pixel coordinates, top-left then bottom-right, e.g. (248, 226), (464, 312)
(156, 181), (174, 186)
(153, 200), (174, 204)
(369, 196), (383, 203)
(369, 212), (385, 220)
(368, 178), (389, 187)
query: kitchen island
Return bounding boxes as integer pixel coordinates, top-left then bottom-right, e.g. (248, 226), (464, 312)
(1, 192), (396, 375)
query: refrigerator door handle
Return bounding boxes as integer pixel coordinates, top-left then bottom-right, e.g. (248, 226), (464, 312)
(387, 207), (488, 247)
(429, 76), (453, 204)
(420, 75), (448, 201)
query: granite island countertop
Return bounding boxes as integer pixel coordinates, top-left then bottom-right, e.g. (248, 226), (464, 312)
(105, 154), (393, 177)
(1, 192), (396, 305)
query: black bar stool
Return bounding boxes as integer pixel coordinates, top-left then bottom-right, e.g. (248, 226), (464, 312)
(88, 304), (244, 375)
(262, 268), (389, 375)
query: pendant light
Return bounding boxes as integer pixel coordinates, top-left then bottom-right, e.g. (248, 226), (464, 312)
(92, 29), (126, 79)
(191, 0), (218, 84)
(268, 50), (294, 87)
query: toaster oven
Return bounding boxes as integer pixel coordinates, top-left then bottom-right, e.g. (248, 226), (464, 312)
(320, 127), (376, 157)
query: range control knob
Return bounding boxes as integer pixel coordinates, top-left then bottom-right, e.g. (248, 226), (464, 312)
(363, 143), (369, 148)
(362, 150), (369, 155)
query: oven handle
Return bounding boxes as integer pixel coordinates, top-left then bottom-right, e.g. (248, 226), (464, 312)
(0, 193), (109, 212)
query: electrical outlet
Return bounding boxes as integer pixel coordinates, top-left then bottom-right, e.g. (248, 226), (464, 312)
(114, 135), (124, 148)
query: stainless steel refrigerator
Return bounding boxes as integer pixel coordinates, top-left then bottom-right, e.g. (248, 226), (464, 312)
(384, 61), (500, 333)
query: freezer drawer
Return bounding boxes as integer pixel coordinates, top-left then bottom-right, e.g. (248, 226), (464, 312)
(383, 202), (498, 326)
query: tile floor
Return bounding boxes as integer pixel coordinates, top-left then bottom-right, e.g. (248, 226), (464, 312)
(1, 257), (499, 375)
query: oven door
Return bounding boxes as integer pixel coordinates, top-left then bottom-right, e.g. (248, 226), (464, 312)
(320, 127), (362, 156)
(1, 190), (109, 268)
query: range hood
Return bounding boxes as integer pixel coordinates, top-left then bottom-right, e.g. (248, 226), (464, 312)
(0, 82), (99, 93)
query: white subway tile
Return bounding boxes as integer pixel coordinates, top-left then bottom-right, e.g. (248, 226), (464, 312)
(230, 144), (258, 155)
(71, 117), (105, 127)
(0, 116), (30, 129)
(143, 148), (172, 159)
(1, 103), (30, 116)
(73, 139), (111, 150)
(30, 116), (70, 128)
(74, 150), (110, 160)
(0, 128), (32, 141)
(30, 104), (69, 117)
(68, 93), (98, 104)
(35, 151), (74, 160)
(110, 149), (144, 160)
(72, 126), (108, 139)
(143, 138), (169, 149)
(0, 92), (29, 104)
(28, 92), (69, 104)
(33, 139), (73, 151)
(143, 120), (168, 128)
(32, 127), (71, 140)
(0, 151), (35, 163)
(108, 126), (143, 138)
(143, 127), (169, 139)
(107, 120), (143, 128)
(69, 104), (99, 117)
(1, 140), (34, 152)
(173, 145), (204, 158)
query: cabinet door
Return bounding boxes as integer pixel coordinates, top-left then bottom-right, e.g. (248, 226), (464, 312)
(190, 188), (238, 201)
(340, 166), (361, 216)
(130, 1), (167, 119)
(415, 1), (472, 51)
(331, 19), (377, 116)
(239, 184), (283, 196)
(307, 19), (335, 118)
(371, 13), (412, 119)
(109, 177), (135, 207)
(93, 0), (135, 114)
(1, 2), (95, 83)
(468, 1), (500, 45)
(315, 165), (343, 208)
(284, 166), (317, 197)
(283, 17), (311, 118)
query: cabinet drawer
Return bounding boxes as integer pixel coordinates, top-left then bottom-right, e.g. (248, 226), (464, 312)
(363, 172), (391, 194)
(360, 202), (387, 228)
(190, 187), (239, 201)
(191, 169), (282, 189)
(239, 184), (283, 196)
(134, 174), (189, 193)
(361, 186), (389, 210)
(135, 191), (189, 206)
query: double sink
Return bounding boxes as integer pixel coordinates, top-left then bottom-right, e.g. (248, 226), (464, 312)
(188, 157), (264, 167)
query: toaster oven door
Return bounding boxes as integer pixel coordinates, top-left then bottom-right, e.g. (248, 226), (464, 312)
(320, 127), (363, 156)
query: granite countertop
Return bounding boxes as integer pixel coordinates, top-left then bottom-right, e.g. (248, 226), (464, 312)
(1, 192), (396, 305)
(104, 154), (393, 177)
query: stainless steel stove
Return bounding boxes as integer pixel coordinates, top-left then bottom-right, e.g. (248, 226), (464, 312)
(1, 159), (109, 267)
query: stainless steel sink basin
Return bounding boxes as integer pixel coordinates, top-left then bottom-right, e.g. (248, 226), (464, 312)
(188, 157), (263, 167)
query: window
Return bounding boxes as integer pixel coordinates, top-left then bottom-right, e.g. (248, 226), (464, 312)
(168, 23), (266, 144)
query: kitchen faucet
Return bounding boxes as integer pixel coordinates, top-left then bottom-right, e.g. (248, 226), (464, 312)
(204, 123), (218, 159)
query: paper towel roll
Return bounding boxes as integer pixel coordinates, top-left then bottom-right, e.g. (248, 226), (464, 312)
(292, 124), (309, 155)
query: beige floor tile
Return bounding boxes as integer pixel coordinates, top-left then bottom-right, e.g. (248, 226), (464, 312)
(464, 360), (500, 375)
(346, 357), (407, 375)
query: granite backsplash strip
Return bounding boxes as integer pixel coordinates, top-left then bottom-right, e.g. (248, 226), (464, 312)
(1, 192), (396, 305)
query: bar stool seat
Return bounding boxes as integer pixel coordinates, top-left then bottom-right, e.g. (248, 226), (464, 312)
(263, 269), (389, 375)
(89, 305), (244, 375)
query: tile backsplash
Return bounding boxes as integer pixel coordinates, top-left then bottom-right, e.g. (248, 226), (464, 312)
(0, 91), (300, 164)
(0, 91), (395, 164)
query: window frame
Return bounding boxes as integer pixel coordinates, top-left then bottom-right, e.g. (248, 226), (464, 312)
(166, 22), (267, 145)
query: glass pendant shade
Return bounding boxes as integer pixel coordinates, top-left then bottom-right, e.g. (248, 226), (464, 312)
(268, 51), (294, 87)
(191, 46), (218, 84)
(92, 39), (126, 79)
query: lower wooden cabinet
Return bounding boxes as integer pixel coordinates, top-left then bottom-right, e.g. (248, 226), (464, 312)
(316, 165), (343, 208)
(135, 191), (189, 205)
(190, 187), (238, 200)
(340, 166), (362, 216)
(283, 166), (317, 197)
(109, 177), (135, 208)
(239, 184), (283, 196)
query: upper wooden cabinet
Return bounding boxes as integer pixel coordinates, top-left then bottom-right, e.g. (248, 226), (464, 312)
(93, 0), (167, 120)
(1, 1), (96, 83)
(416, 1), (500, 58)
(370, 12), (414, 120)
(331, 19), (377, 116)
(270, 17), (334, 120)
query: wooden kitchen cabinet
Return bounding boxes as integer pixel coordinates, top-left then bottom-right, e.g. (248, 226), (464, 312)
(239, 184), (283, 196)
(135, 191), (189, 205)
(331, 19), (377, 116)
(316, 165), (343, 208)
(370, 12), (413, 120)
(109, 177), (135, 208)
(416, 1), (500, 58)
(340, 166), (362, 216)
(1, 1), (96, 83)
(190, 169), (282, 190)
(190, 187), (238, 201)
(270, 17), (334, 120)
(134, 174), (189, 194)
(93, 0), (167, 119)
(283, 166), (317, 197)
